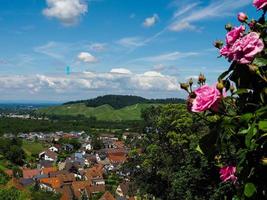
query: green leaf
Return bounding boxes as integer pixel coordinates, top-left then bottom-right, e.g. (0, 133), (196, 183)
(244, 183), (257, 198)
(199, 127), (218, 158)
(235, 88), (249, 95)
(240, 113), (253, 123)
(253, 57), (267, 67)
(245, 123), (256, 149)
(259, 121), (267, 131)
(195, 145), (204, 155)
(256, 106), (267, 117)
(218, 70), (231, 81)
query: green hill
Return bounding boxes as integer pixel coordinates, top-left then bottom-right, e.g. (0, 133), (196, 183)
(38, 95), (185, 121)
(37, 103), (157, 121)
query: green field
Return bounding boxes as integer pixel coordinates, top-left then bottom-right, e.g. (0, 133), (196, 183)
(22, 141), (45, 156)
(37, 103), (157, 121)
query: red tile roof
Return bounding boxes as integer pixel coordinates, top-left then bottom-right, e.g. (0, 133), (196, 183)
(108, 153), (127, 164)
(72, 181), (90, 199)
(99, 191), (116, 200)
(40, 177), (62, 189)
(22, 169), (40, 179)
(42, 167), (57, 175)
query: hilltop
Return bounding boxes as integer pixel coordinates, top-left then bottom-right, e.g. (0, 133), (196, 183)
(64, 95), (184, 109)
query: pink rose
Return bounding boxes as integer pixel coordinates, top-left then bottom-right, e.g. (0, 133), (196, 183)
(222, 32), (264, 64)
(221, 32), (264, 64)
(237, 12), (248, 23)
(188, 85), (223, 113)
(226, 26), (245, 46)
(253, 0), (267, 10)
(220, 166), (237, 184)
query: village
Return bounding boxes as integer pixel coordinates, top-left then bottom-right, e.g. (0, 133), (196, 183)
(1, 131), (142, 200)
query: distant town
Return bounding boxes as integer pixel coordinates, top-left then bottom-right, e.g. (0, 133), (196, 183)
(1, 130), (141, 200)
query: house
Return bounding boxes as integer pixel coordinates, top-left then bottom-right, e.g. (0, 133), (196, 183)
(39, 177), (62, 191)
(41, 167), (57, 175)
(83, 143), (92, 151)
(99, 191), (116, 200)
(39, 150), (58, 161)
(99, 133), (118, 141)
(72, 181), (90, 199)
(85, 185), (105, 199)
(107, 152), (127, 165)
(122, 132), (140, 140)
(56, 185), (74, 200)
(19, 178), (35, 187)
(84, 164), (105, 185)
(22, 168), (40, 179)
(49, 146), (59, 152)
(116, 181), (136, 200)
(103, 139), (115, 149)
(39, 160), (54, 168)
(62, 144), (74, 152)
(113, 141), (125, 149)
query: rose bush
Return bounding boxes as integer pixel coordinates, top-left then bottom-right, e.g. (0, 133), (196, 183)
(181, 1), (267, 199)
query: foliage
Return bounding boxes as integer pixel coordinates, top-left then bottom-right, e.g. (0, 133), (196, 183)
(0, 169), (10, 185)
(0, 187), (27, 200)
(0, 117), (143, 135)
(0, 138), (25, 165)
(31, 189), (61, 200)
(91, 135), (104, 150)
(129, 104), (218, 200)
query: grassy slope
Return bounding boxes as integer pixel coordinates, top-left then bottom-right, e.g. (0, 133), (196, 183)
(38, 103), (157, 121)
(22, 141), (45, 156)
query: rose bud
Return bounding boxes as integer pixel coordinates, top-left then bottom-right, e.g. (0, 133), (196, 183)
(216, 80), (224, 92)
(249, 19), (256, 29)
(213, 40), (224, 49)
(238, 12), (248, 23)
(225, 23), (233, 31)
(198, 74), (206, 85)
(188, 78), (193, 86)
(180, 82), (189, 91)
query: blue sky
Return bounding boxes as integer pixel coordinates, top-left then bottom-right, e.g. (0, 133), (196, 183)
(0, 0), (262, 102)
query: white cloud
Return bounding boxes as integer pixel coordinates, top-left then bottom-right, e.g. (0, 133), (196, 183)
(137, 51), (199, 63)
(43, 0), (88, 26)
(143, 14), (159, 27)
(0, 71), (180, 99)
(169, 21), (196, 32)
(116, 37), (145, 48)
(143, 71), (164, 77)
(77, 52), (97, 63)
(110, 68), (132, 74)
(34, 41), (64, 59)
(169, 0), (251, 32)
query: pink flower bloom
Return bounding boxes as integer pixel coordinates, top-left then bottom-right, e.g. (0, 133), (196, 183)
(226, 26), (245, 46)
(221, 32), (264, 64)
(188, 85), (223, 113)
(253, 0), (267, 10)
(237, 12), (248, 22)
(220, 166), (237, 184)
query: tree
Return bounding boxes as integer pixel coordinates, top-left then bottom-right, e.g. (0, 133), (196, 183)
(129, 104), (216, 200)
(6, 145), (25, 165)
